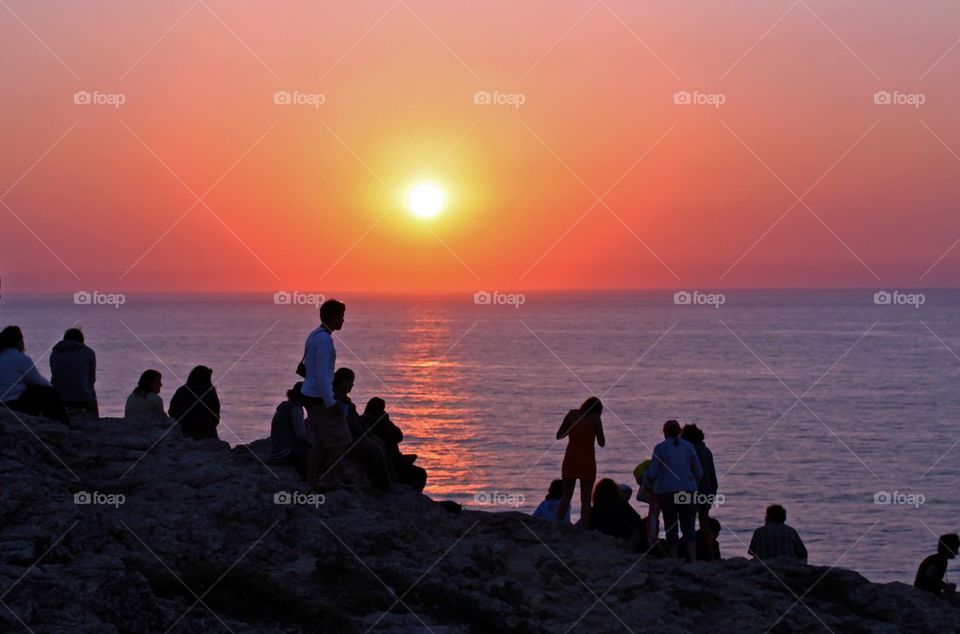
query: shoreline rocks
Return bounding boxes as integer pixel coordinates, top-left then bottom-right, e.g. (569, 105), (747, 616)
(1, 409), (958, 632)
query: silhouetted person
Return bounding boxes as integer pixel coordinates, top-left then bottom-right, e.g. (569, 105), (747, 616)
(333, 367), (392, 490)
(169, 366), (220, 440)
(618, 483), (632, 501)
(682, 423), (719, 561)
(914, 533), (959, 596)
(646, 420), (702, 561)
(125, 370), (165, 417)
(50, 328), (98, 416)
(0, 326), (69, 424)
(555, 397), (606, 528)
(696, 517), (722, 561)
(304, 299), (349, 492)
(591, 478), (646, 544)
(356, 397), (427, 491)
(748, 504), (808, 562)
(269, 381), (308, 478)
(532, 479), (570, 523)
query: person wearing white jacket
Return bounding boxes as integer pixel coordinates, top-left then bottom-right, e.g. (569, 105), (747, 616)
(0, 326), (69, 424)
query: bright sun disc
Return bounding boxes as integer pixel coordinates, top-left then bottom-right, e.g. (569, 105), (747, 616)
(407, 182), (445, 219)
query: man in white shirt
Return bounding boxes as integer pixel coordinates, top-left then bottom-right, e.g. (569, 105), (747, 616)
(303, 299), (350, 491)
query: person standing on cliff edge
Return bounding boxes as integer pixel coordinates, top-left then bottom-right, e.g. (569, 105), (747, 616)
(303, 299), (350, 493)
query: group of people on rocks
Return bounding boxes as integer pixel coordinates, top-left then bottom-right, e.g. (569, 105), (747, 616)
(2, 307), (955, 593)
(534, 396), (958, 598)
(0, 298), (426, 494)
(540, 397), (739, 562)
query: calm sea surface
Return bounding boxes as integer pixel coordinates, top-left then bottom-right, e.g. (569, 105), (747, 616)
(3, 289), (958, 583)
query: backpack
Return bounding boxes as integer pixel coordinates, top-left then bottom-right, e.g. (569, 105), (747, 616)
(633, 460), (653, 503)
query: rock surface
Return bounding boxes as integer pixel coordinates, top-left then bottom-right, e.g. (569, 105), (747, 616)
(1, 409), (958, 633)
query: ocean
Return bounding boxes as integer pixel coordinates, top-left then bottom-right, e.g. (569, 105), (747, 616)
(3, 289), (958, 584)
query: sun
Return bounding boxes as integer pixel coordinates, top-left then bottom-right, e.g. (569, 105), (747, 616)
(406, 182), (446, 219)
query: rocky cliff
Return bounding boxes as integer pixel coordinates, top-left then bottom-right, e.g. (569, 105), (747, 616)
(1, 409), (957, 633)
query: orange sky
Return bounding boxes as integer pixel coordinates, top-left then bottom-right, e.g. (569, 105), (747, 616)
(1, 1), (959, 294)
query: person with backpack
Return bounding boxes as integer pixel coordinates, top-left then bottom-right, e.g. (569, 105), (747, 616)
(634, 458), (662, 553)
(303, 299), (350, 492)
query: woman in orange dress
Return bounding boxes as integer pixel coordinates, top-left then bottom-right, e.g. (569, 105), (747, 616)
(555, 397), (606, 528)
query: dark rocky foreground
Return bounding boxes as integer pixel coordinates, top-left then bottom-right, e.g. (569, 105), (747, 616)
(1, 410), (958, 633)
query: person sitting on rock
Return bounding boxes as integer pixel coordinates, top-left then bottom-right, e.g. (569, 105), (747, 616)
(49, 328), (98, 416)
(914, 533), (959, 596)
(169, 365), (220, 440)
(125, 370), (166, 417)
(0, 325), (69, 424)
(333, 368), (392, 490)
(696, 517), (722, 561)
(355, 397), (427, 491)
(532, 479), (570, 523)
(748, 504), (807, 563)
(268, 381), (308, 478)
(590, 478), (646, 547)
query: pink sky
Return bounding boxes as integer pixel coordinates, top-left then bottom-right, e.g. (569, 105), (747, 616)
(1, 1), (959, 294)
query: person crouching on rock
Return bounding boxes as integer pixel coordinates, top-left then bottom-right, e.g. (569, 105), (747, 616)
(356, 397), (427, 491)
(268, 381), (309, 479)
(169, 365), (220, 440)
(915, 533), (959, 597)
(532, 479), (569, 522)
(333, 367), (392, 491)
(0, 325), (70, 425)
(555, 397), (605, 528)
(590, 478), (646, 547)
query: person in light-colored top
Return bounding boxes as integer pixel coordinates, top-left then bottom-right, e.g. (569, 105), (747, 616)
(304, 299), (349, 492)
(0, 326), (69, 424)
(645, 419), (702, 561)
(533, 479), (571, 523)
(124, 370), (166, 417)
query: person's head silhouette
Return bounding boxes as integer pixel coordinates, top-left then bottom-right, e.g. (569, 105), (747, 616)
(63, 328), (84, 343)
(938, 533), (960, 559)
(0, 326), (24, 352)
(319, 299), (346, 332)
(333, 367), (355, 394)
